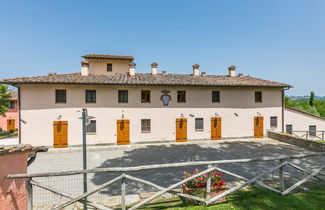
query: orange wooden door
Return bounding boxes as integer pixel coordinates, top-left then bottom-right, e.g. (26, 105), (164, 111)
(254, 116), (264, 138)
(117, 120), (130, 145)
(7, 119), (15, 131)
(53, 121), (68, 148)
(211, 117), (222, 140)
(176, 118), (187, 142)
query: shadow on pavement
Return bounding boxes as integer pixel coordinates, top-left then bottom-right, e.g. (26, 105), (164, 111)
(91, 141), (324, 196)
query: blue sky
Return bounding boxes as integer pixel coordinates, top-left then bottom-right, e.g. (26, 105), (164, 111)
(0, 0), (324, 96)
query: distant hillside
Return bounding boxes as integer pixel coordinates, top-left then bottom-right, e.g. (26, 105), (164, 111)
(289, 95), (325, 101)
(285, 96), (325, 117)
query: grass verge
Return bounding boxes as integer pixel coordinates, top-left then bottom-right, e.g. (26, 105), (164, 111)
(137, 185), (325, 210)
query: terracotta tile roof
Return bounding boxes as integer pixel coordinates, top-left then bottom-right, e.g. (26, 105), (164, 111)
(0, 144), (48, 156)
(1, 73), (291, 88)
(82, 54), (134, 60)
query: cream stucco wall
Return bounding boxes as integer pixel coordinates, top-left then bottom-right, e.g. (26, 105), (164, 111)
(87, 59), (131, 75)
(284, 108), (325, 132)
(19, 84), (283, 146)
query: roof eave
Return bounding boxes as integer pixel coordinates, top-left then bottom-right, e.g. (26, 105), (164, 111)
(0, 81), (292, 88)
(81, 56), (134, 61)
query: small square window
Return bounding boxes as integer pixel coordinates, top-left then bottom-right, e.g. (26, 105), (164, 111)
(195, 118), (204, 131)
(118, 90), (128, 103)
(141, 119), (151, 133)
(55, 89), (67, 103)
(177, 91), (186, 103)
(86, 120), (96, 134)
(86, 90), (96, 103)
(270, 116), (277, 127)
(255, 91), (262, 103)
(141, 90), (151, 103)
(212, 91), (220, 103)
(9, 101), (15, 109)
(107, 63), (112, 72)
(286, 125), (293, 134)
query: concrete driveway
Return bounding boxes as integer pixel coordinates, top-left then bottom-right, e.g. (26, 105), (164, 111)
(27, 138), (325, 207)
(0, 137), (19, 145)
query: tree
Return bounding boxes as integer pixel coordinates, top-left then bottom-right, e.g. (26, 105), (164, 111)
(309, 91), (315, 107)
(0, 84), (11, 116)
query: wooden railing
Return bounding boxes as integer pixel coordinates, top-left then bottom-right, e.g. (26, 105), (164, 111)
(291, 131), (325, 140)
(7, 152), (325, 210)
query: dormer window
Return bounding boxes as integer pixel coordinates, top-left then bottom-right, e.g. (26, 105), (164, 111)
(107, 63), (112, 72)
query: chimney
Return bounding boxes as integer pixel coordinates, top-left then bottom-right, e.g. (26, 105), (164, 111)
(201, 72), (207, 76)
(129, 62), (136, 77)
(48, 72), (57, 76)
(151, 62), (158, 75)
(228, 65), (236, 77)
(81, 61), (89, 76)
(192, 64), (200, 76)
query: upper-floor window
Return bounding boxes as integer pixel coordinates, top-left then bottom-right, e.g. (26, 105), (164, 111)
(195, 118), (204, 131)
(270, 116), (277, 128)
(9, 101), (15, 109)
(118, 90), (128, 103)
(55, 89), (67, 103)
(86, 90), (96, 103)
(177, 91), (186, 103)
(141, 90), (151, 103)
(255, 91), (262, 103)
(212, 91), (220, 103)
(86, 120), (96, 134)
(107, 63), (112, 72)
(141, 119), (151, 133)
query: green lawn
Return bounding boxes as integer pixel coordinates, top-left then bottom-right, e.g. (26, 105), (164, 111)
(0, 132), (17, 138)
(137, 186), (325, 210)
(0, 132), (10, 137)
(316, 140), (325, 143)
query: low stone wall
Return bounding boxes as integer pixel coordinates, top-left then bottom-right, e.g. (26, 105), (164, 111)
(268, 131), (325, 152)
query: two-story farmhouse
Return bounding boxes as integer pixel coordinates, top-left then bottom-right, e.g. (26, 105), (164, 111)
(2, 54), (291, 147)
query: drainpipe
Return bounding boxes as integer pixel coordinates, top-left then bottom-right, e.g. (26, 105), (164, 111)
(17, 86), (21, 143)
(11, 84), (22, 144)
(282, 87), (291, 132)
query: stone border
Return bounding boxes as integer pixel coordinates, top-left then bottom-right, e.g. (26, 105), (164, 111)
(268, 131), (325, 152)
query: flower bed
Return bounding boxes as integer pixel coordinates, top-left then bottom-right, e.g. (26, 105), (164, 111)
(181, 169), (227, 204)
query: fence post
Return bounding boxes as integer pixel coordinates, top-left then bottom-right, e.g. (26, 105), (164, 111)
(205, 164), (212, 202)
(306, 131), (308, 139)
(279, 160), (285, 192)
(121, 173), (126, 210)
(26, 178), (33, 210)
(322, 131), (324, 141)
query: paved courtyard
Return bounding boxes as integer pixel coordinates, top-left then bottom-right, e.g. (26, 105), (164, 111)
(27, 138), (325, 207)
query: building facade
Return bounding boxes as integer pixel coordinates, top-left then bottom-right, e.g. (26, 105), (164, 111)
(0, 92), (18, 132)
(284, 106), (325, 138)
(2, 54), (290, 147)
